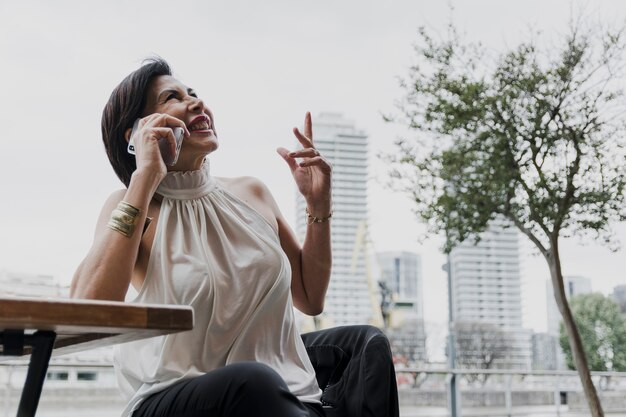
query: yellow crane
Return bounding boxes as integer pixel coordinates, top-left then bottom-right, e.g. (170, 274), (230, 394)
(350, 220), (385, 328)
(300, 219), (403, 333)
(302, 220), (385, 333)
(350, 220), (410, 330)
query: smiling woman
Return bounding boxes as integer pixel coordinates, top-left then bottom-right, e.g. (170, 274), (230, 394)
(68, 57), (338, 417)
(68, 57), (397, 417)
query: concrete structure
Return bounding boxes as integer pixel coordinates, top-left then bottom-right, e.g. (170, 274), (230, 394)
(448, 218), (532, 369)
(531, 332), (559, 370)
(296, 112), (372, 326)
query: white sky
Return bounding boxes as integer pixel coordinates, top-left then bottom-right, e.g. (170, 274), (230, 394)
(1, 1), (625, 352)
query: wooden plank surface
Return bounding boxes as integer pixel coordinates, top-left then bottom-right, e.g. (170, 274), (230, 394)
(0, 297), (193, 332)
(0, 297), (194, 357)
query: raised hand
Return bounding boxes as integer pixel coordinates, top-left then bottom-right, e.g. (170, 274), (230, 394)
(277, 112), (332, 216)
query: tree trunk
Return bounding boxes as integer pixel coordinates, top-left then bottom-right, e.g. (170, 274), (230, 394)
(547, 241), (604, 417)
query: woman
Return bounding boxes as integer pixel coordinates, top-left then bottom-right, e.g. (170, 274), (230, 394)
(71, 59), (398, 417)
(70, 58), (332, 417)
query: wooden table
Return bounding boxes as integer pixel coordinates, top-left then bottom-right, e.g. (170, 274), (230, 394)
(0, 297), (194, 417)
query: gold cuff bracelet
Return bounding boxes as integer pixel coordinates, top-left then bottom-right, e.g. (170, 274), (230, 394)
(107, 201), (142, 238)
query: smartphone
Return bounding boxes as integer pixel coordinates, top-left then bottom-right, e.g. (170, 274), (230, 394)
(127, 119), (184, 166)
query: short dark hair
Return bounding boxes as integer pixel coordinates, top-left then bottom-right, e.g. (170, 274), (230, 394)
(101, 58), (172, 187)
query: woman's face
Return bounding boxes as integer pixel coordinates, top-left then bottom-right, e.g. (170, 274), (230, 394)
(143, 75), (218, 157)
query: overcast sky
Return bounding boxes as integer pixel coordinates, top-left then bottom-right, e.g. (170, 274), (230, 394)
(1, 1), (625, 351)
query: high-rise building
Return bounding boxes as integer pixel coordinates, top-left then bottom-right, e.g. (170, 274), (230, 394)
(545, 275), (592, 369)
(448, 218), (531, 369)
(296, 112), (372, 326)
(377, 251), (427, 363)
(378, 251), (422, 305)
(611, 284), (626, 314)
(546, 276), (592, 336)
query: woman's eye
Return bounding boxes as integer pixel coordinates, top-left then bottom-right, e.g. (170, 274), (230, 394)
(166, 94), (178, 101)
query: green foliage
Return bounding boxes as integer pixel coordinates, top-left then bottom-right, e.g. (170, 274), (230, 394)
(559, 293), (626, 371)
(386, 23), (626, 253)
(386, 20), (626, 415)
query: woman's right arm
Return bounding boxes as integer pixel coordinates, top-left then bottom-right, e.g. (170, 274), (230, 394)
(70, 114), (189, 301)
(70, 169), (162, 301)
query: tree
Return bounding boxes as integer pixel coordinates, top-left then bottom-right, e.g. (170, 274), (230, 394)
(385, 21), (626, 417)
(454, 321), (513, 386)
(559, 293), (626, 372)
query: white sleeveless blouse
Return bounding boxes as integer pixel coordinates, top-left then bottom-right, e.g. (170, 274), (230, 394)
(113, 162), (321, 416)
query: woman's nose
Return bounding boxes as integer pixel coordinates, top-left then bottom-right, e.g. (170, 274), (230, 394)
(187, 96), (204, 112)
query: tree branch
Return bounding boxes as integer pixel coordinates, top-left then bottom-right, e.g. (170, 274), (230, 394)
(507, 213), (550, 256)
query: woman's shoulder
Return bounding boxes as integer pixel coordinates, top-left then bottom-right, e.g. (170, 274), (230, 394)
(106, 189), (128, 203)
(215, 176), (280, 226)
(97, 189), (127, 214)
(216, 176), (273, 201)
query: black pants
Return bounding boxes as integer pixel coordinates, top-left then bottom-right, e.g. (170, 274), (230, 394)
(133, 325), (398, 417)
(133, 361), (324, 417)
(302, 325), (399, 417)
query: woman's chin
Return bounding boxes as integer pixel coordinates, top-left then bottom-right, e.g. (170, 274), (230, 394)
(184, 134), (218, 152)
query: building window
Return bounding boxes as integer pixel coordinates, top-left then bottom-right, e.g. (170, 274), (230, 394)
(46, 371), (69, 381)
(77, 371), (98, 381)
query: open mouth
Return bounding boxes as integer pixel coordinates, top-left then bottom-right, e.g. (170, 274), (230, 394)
(189, 121), (210, 131)
(188, 115), (212, 132)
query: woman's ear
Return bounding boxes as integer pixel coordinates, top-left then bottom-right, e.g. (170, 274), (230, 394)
(125, 119), (142, 143)
(124, 127), (133, 143)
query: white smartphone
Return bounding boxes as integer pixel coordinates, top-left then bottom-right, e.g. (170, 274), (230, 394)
(127, 119), (184, 166)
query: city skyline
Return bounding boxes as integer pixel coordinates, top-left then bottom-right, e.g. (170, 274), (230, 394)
(0, 1), (625, 343)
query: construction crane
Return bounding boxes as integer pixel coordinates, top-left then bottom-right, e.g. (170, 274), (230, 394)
(350, 220), (387, 328)
(299, 219), (387, 333)
(299, 220), (404, 332)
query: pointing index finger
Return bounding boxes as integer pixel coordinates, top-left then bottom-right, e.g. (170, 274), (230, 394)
(304, 112), (313, 144)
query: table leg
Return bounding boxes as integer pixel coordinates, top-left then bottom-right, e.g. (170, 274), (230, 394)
(16, 331), (57, 417)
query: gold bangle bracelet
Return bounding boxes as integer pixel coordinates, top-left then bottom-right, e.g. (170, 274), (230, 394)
(306, 207), (333, 225)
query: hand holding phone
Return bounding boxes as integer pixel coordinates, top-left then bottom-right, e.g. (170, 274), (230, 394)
(127, 119), (184, 166)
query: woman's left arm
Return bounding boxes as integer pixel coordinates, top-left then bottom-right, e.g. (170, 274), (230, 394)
(276, 112), (332, 316)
